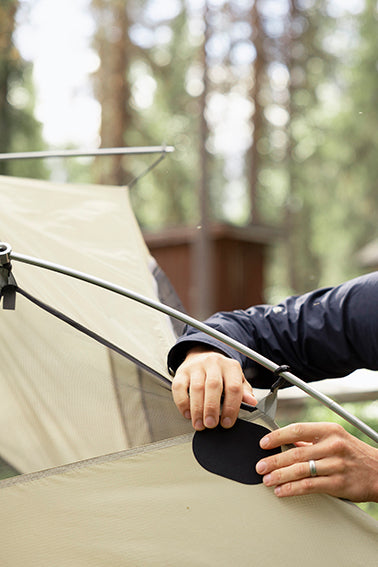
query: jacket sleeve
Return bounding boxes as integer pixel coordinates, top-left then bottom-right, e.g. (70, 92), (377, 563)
(167, 272), (378, 388)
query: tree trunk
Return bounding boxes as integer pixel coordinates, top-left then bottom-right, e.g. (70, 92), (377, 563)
(92, 0), (133, 186)
(192, 1), (213, 319)
(247, 2), (264, 225)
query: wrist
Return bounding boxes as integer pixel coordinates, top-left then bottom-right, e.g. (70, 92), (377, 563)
(363, 444), (378, 503)
(369, 446), (378, 502)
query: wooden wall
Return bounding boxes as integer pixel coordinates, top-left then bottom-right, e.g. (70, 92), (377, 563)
(144, 223), (278, 317)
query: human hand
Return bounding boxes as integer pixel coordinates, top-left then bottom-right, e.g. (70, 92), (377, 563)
(255, 422), (378, 502)
(171, 346), (257, 431)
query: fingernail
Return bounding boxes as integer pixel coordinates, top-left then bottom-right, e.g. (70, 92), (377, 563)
(260, 436), (270, 448)
(194, 419), (204, 430)
(263, 474), (272, 486)
(274, 486), (281, 496)
(184, 410), (191, 420)
(221, 417), (232, 429)
(204, 416), (216, 428)
(256, 460), (266, 474)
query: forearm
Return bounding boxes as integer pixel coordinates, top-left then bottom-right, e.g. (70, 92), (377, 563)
(168, 272), (378, 387)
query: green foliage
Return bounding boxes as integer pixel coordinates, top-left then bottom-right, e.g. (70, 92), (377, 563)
(126, 6), (202, 227)
(264, 0), (378, 296)
(88, 0), (378, 298)
(0, 0), (47, 179)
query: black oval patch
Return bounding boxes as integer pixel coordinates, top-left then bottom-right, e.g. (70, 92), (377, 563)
(192, 419), (281, 485)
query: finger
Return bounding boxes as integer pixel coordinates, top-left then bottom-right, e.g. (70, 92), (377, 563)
(260, 422), (334, 449)
(261, 457), (336, 488)
(256, 442), (329, 475)
(219, 360), (246, 429)
(202, 369), (224, 429)
(273, 472), (344, 498)
(171, 370), (191, 420)
(189, 368), (207, 430)
(241, 380), (258, 407)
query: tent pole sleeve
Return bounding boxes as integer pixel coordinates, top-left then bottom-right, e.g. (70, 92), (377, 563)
(9, 249), (378, 444)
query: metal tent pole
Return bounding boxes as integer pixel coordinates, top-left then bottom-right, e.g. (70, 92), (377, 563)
(0, 146), (174, 161)
(6, 246), (378, 444)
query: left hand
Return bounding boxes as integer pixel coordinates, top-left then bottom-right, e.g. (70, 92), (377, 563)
(255, 422), (378, 502)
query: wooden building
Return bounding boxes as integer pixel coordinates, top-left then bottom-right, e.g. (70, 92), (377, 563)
(144, 223), (279, 318)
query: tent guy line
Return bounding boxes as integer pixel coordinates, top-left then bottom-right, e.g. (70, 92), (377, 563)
(4, 244), (377, 444)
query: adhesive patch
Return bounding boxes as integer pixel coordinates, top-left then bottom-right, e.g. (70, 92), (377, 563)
(192, 418), (281, 484)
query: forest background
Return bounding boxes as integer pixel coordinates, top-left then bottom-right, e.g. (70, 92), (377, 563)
(2, 0), (377, 301)
(1, 0), (377, 516)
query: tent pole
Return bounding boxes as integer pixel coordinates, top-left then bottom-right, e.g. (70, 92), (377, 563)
(0, 146), (174, 161)
(7, 247), (378, 444)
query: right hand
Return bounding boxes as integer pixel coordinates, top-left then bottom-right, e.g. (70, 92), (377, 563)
(171, 346), (257, 431)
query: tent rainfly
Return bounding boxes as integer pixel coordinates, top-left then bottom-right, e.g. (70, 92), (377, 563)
(0, 175), (377, 566)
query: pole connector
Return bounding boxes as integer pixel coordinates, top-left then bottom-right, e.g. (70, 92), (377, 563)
(0, 243), (17, 309)
(0, 242), (12, 265)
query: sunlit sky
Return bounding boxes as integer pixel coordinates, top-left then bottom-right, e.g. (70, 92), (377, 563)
(16, 0), (100, 147)
(14, 0), (365, 148)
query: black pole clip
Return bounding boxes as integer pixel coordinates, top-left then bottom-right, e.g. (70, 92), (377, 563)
(270, 364), (291, 393)
(0, 243), (17, 310)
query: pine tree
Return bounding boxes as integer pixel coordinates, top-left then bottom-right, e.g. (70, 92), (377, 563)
(90, 0), (202, 227)
(0, 0), (46, 178)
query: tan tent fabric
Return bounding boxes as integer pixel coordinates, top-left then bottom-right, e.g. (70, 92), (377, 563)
(1, 175), (377, 566)
(0, 295), (191, 473)
(0, 175), (191, 473)
(1, 426), (377, 567)
(0, 175), (175, 375)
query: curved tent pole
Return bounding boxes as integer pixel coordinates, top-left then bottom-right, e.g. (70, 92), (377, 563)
(5, 246), (378, 444)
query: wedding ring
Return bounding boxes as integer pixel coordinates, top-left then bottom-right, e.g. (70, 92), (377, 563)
(309, 459), (317, 477)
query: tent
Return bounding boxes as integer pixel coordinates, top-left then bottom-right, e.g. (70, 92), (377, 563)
(0, 175), (377, 566)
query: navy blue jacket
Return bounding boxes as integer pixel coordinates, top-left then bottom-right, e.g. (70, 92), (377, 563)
(167, 272), (378, 388)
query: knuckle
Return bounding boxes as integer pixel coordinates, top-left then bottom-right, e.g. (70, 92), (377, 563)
(292, 446), (306, 462)
(190, 401), (203, 415)
(205, 375), (222, 390)
(171, 378), (184, 393)
(282, 481), (293, 496)
(328, 422), (345, 436)
(293, 423), (305, 437)
(333, 422), (344, 433)
(179, 358), (195, 371)
(228, 358), (242, 371)
(227, 379), (242, 395)
(299, 461), (310, 477)
(205, 351), (225, 364)
(273, 468), (282, 483)
(302, 477), (315, 492)
(328, 437), (346, 455)
(205, 400), (220, 413)
(190, 381), (204, 394)
(267, 456), (278, 470)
